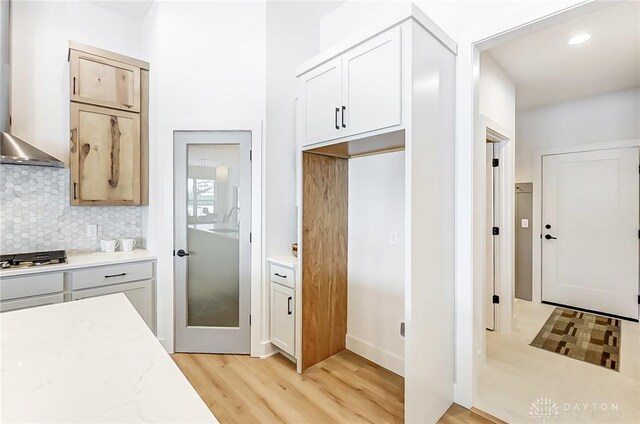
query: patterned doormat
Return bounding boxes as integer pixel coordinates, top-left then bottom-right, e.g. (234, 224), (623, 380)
(530, 307), (621, 371)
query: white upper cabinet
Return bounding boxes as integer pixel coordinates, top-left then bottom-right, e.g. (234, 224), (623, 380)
(299, 27), (402, 147)
(301, 58), (343, 146)
(342, 27), (401, 138)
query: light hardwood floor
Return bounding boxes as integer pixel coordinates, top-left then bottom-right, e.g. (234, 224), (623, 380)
(173, 349), (495, 424)
(476, 300), (640, 423)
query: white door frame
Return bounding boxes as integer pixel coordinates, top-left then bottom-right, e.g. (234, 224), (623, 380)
(480, 117), (513, 340)
(531, 138), (640, 304)
(173, 131), (252, 353)
(454, 0), (613, 408)
(153, 119), (265, 357)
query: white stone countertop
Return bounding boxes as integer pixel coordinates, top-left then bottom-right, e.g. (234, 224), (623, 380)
(0, 293), (217, 423)
(267, 255), (298, 269)
(0, 249), (157, 277)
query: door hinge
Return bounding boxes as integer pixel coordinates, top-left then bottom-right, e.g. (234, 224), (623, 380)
(492, 295), (500, 304)
(492, 158), (499, 167)
(638, 229), (639, 239)
(400, 322), (405, 337)
(249, 314), (252, 325)
(492, 227), (500, 236)
(249, 232), (252, 243)
(250, 150), (252, 161)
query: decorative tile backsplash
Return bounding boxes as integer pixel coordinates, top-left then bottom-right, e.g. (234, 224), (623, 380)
(0, 165), (143, 253)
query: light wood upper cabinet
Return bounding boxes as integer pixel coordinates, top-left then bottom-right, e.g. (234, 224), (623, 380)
(70, 103), (140, 205)
(342, 27), (401, 138)
(70, 50), (141, 112)
(301, 57), (343, 146)
(69, 42), (149, 206)
(299, 27), (403, 147)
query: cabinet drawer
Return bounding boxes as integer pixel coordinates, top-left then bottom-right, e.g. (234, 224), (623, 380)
(0, 272), (64, 301)
(270, 264), (295, 288)
(70, 261), (153, 290)
(0, 293), (64, 313)
(72, 280), (154, 332)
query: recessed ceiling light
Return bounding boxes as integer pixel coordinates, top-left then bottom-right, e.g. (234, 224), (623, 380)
(568, 33), (591, 45)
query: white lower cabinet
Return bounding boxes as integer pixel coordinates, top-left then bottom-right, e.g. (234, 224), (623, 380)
(72, 279), (154, 332)
(0, 259), (156, 333)
(0, 293), (64, 313)
(270, 282), (295, 356)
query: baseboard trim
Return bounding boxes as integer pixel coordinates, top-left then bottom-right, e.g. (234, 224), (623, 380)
(346, 334), (404, 376)
(258, 340), (278, 358)
(470, 407), (508, 424)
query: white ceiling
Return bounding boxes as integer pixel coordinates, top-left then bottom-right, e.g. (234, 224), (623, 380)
(85, 1), (154, 21)
(486, 1), (640, 110)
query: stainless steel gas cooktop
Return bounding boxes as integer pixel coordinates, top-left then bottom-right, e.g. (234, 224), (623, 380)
(0, 250), (68, 269)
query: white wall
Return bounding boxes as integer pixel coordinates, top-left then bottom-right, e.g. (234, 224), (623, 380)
(347, 151), (405, 376)
(143, 0), (266, 352)
(516, 87), (640, 182)
(265, 0), (341, 273)
(10, 1), (144, 164)
(479, 54), (515, 133)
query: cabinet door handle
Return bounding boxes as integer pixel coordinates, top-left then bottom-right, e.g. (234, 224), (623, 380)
(105, 273), (126, 278)
(73, 77), (76, 95)
(341, 106), (346, 128)
(73, 182), (77, 200)
(274, 273), (287, 278)
(287, 297), (292, 315)
(335, 107), (340, 130)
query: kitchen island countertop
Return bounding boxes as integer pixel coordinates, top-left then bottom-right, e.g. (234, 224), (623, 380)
(0, 293), (217, 423)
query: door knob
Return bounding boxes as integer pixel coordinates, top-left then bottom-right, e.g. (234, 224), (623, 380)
(544, 234), (557, 240)
(175, 249), (190, 257)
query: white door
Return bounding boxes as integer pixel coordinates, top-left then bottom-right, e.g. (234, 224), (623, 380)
(342, 27), (402, 138)
(300, 57), (343, 146)
(485, 141), (499, 330)
(174, 131), (252, 353)
(542, 147), (639, 319)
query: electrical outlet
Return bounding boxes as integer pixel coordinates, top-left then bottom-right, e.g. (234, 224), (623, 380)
(389, 231), (398, 245)
(86, 224), (97, 237)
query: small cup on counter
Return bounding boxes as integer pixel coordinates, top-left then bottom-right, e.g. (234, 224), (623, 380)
(120, 238), (137, 252)
(100, 239), (120, 253)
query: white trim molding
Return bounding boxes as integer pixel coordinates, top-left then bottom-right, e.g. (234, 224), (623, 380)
(480, 116), (514, 339)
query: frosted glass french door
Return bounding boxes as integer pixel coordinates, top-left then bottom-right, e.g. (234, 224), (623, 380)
(541, 147), (639, 319)
(174, 131), (251, 353)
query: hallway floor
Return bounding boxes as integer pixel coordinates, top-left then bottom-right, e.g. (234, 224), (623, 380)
(173, 349), (493, 423)
(476, 299), (640, 423)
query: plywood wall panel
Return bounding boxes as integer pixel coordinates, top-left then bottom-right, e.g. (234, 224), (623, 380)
(302, 152), (348, 371)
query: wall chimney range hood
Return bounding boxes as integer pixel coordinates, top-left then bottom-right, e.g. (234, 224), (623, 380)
(0, 0), (65, 168)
